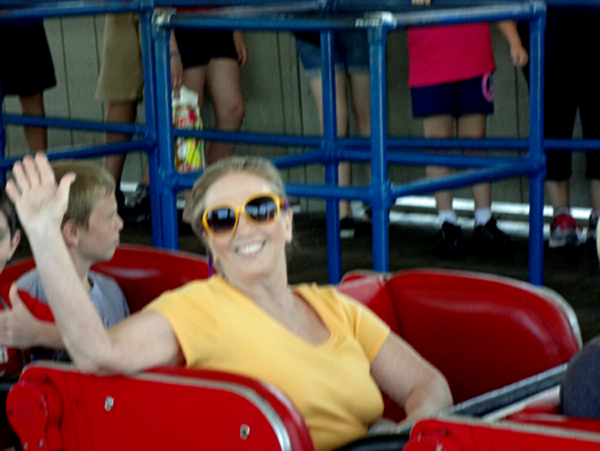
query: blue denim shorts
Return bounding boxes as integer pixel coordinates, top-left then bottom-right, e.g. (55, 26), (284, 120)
(294, 30), (370, 79)
(411, 74), (494, 118)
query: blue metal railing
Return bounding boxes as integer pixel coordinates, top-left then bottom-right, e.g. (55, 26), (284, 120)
(154, 1), (546, 283)
(0, 0), (584, 285)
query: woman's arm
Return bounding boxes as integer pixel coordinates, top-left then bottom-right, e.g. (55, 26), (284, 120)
(170, 31), (184, 90)
(497, 21), (529, 67)
(6, 153), (183, 375)
(233, 30), (248, 67)
(370, 333), (453, 423)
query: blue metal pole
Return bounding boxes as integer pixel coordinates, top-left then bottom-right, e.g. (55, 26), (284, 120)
(367, 23), (390, 274)
(321, 29), (342, 284)
(139, 3), (166, 248)
(152, 12), (180, 250)
(528, 6), (546, 286)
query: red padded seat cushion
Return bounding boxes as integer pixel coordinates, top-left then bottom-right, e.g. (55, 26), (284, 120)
(387, 270), (580, 403)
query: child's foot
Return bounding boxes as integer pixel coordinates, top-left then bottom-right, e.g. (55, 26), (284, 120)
(473, 217), (512, 255)
(436, 222), (465, 257)
(549, 213), (582, 249)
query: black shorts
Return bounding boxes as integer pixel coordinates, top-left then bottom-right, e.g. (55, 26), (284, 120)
(518, 6), (600, 181)
(0, 21), (56, 97)
(411, 74), (494, 118)
(174, 29), (238, 69)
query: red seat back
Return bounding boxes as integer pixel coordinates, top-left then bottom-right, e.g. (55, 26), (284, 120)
(339, 269), (581, 406)
(7, 362), (314, 451)
(0, 259), (35, 286)
(390, 270), (580, 404)
(91, 244), (211, 312)
(0, 244), (212, 314)
(337, 272), (400, 335)
(406, 417), (600, 451)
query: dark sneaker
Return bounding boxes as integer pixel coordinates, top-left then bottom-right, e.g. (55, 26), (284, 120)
(473, 217), (512, 255)
(549, 213), (582, 248)
(121, 184), (151, 223)
(437, 222), (465, 257)
(587, 212), (599, 244)
(340, 217), (355, 239)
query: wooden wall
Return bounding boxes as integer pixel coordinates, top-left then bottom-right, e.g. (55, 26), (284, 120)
(2, 16), (590, 211)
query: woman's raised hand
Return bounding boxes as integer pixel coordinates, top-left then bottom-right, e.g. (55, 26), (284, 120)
(5, 153), (74, 237)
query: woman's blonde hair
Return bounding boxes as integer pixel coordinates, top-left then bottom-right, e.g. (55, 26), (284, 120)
(52, 160), (115, 227)
(190, 156), (287, 237)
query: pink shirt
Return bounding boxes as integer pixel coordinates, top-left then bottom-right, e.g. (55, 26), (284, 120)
(407, 23), (496, 88)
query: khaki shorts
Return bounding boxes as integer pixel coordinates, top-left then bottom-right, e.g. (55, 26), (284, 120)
(95, 13), (144, 103)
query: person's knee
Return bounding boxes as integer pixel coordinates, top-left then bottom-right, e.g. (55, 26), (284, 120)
(215, 100), (245, 129)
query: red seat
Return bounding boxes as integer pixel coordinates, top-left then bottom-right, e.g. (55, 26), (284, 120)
(405, 416), (600, 451)
(498, 387), (600, 435)
(0, 244), (212, 313)
(338, 269), (582, 414)
(91, 244), (212, 312)
(3, 259), (584, 450)
(0, 245), (214, 450)
(7, 362), (314, 451)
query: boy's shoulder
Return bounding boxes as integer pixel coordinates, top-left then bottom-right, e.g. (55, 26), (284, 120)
(16, 268), (46, 302)
(88, 271), (126, 298)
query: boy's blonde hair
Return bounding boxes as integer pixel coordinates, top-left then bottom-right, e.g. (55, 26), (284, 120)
(52, 161), (116, 227)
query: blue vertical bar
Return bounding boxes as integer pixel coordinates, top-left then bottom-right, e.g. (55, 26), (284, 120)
(152, 15), (180, 250)
(139, 3), (164, 248)
(528, 7), (546, 286)
(321, 29), (342, 283)
(368, 25), (389, 273)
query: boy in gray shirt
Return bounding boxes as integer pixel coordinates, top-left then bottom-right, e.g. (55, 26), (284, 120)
(3, 161), (128, 351)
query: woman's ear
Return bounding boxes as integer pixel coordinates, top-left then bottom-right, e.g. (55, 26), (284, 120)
(203, 232), (217, 263)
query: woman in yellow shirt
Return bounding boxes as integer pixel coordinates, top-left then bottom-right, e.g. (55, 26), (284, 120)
(7, 153), (452, 450)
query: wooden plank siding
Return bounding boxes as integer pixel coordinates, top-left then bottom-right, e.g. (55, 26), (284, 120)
(3, 17), (586, 211)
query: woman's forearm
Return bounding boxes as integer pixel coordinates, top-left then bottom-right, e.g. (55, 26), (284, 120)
(24, 229), (114, 372)
(401, 375), (453, 423)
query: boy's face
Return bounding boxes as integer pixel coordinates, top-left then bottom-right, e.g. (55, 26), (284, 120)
(75, 194), (123, 263)
(0, 212), (19, 273)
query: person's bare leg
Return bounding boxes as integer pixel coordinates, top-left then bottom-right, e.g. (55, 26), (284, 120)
(182, 65), (207, 115)
(458, 113), (511, 251)
(545, 179), (570, 215)
(349, 73), (372, 192)
(205, 58), (244, 165)
(103, 101), (138, 186)
(309, 73), (352, 218)
(457, 114), (490, 211)
(180, 66), (208, 224)
(423, 115), (455, 212)
(349, 73), (371, 137)
(18, 92), (47, 152)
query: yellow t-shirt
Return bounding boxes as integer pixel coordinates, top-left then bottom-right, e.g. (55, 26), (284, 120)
(145, 275), (390, 450)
